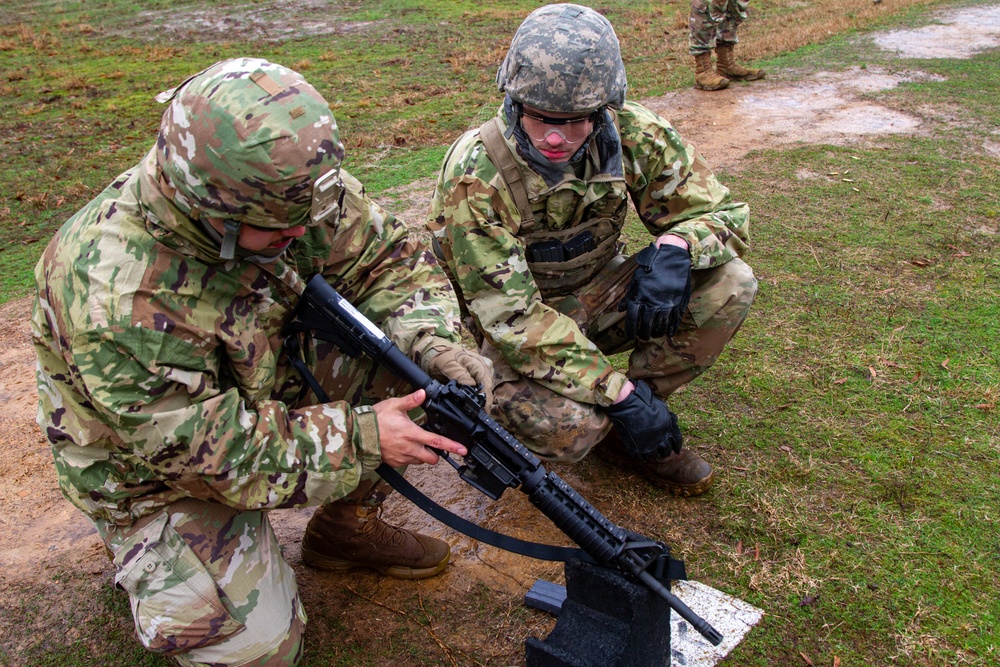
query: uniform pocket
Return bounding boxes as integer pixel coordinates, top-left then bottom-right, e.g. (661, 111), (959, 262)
(113, 513), (246, 655)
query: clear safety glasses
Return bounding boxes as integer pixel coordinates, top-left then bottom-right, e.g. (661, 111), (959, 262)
(519, 110), (597, 145)
(310, 167), (345, 226)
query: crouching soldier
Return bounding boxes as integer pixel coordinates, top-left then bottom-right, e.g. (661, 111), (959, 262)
(32, 58), (491, 666)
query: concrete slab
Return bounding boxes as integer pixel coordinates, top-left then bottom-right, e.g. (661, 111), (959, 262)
(670, 580), (764, 667)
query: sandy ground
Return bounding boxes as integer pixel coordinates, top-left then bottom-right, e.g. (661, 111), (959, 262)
(2, 4), (999, 663)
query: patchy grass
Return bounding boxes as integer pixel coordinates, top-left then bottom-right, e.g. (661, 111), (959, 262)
(0, 0), (967, 302)
(661, 91), (1000, 665)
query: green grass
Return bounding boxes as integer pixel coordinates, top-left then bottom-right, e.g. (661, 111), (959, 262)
(667, 134), (999, 665)
(3, 1), (999, 666)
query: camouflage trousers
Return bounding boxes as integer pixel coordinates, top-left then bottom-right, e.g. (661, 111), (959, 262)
(484, 257), (757, 462)
(98, 352), (414, 666)
(99, 500), (306, 666)
(689, 0), (750, 55)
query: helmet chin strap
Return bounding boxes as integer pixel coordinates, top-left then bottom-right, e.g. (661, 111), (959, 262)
(200, 219), (287, 264)
(220, 219), (241, 261)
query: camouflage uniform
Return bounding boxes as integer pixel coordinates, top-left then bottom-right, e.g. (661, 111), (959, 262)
(427, 100), (756, 461)
(32, 59), (462, 666)
(689, 0), (750, 55)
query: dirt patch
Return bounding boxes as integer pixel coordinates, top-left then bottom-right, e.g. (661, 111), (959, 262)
(870, 5), (1000, 58)
(640, 66), (937, 172)
(109, 0), (379, 43)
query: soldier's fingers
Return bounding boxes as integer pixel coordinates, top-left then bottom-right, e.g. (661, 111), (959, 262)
(395, 389), (426, 411)
(426, 433), (467, 458)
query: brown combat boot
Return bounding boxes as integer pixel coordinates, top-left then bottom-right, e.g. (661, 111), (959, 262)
(302, 481), (450, 579)
(595, 429), (715, 497)
(715, 43), (765, 81)
(693, 52), (729, 91)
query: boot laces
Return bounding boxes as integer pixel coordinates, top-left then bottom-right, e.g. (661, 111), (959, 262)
(358, 506), (410, 547)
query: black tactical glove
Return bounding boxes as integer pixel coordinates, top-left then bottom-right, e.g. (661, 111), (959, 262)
(604, 380), (683, 459)
(618, 243), (692, 340)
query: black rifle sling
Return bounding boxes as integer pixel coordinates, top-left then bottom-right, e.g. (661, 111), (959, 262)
(284, 333), (589, 563)
(375, 463), (592, 563)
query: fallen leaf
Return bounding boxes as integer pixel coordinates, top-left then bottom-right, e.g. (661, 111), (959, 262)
(974, 404), (994, 410)
(800, 651), (815, 666)
(780, 445), (792, 453)
(833, 378), (847, 385)
(868, 366), (877, 380)
(736, 540), (744, 555)
(910, 371), (922, 382)
(834, 657), (841, 667)
(952, 251), (971, 257)
(910, 258), (932, 267)
(941, 358), (950, 369)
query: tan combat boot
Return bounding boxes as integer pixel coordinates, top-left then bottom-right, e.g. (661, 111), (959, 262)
(715, 43), (765, 81)
(693, 52), (729, 91)
(302, 480), (450, 579)
(595, 429), (715, 497)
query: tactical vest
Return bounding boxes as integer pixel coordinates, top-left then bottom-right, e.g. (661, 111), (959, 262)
(478, 117), (628, 300)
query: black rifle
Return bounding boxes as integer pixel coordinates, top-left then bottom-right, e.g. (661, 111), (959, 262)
(287, 274), (723, 646)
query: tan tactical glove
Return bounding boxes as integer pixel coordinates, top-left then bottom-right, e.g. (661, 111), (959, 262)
(424, 346), (495, 410)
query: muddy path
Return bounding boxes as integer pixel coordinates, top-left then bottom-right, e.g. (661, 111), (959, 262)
(2, 4), (999, 664)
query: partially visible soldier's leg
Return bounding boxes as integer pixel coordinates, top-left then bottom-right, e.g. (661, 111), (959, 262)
(101, 499), (305, 667)
(297, 341), (451, 578)
(688, 0), (727, 55)
(719, 0), (750, 44)
(481, 340), (612, 463)
(714, 0), (764, 81)
(689, 0), (731, 90)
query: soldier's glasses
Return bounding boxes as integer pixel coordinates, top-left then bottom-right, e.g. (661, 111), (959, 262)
(519, 110), (597, 145)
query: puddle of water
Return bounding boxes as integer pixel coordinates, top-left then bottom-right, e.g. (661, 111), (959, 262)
(872, 5), (1000, 58)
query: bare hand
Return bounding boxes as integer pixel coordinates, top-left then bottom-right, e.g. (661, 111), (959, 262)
(372, 389), (468, 467)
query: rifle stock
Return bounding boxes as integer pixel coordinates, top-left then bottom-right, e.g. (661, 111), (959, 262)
(287, 273), (724, 646)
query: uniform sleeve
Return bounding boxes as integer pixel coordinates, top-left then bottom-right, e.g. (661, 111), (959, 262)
(300, 170), (462, 361)
(63, 321), (382, 511)
(620, 102), (751, 270)
(427, 146), (628, 407)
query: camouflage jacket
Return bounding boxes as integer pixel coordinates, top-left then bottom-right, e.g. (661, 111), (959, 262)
(32, 150), (461, 527)
(427, 101), (750, 406)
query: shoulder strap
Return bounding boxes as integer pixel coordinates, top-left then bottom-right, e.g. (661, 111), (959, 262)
(479, 117), (535, 227)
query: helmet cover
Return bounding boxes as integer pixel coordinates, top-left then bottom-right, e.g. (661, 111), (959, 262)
(156, 57), (344, 229)
(496, 3), (627, 114)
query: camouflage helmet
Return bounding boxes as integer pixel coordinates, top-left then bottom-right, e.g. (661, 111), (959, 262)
(496, 4), (627, 114)
(155, 58), (345, 234)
